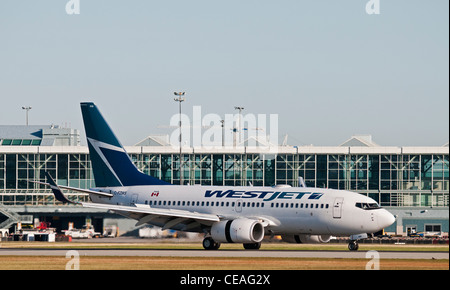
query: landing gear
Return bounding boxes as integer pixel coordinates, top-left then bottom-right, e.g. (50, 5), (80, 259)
(347, 233), (367, 251)
(243, 242), (261, 250)
(202, 237), (262, 250)
(348, 240), (359, 251)
(203, 237), (220, 250)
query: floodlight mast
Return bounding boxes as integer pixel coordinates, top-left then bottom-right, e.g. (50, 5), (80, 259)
(174, 92), (186, 185)
(234, 106), (244, 147)
(22, 106), (32, 126)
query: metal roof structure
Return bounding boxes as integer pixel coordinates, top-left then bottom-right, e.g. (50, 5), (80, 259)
(0, 125), (80, 147)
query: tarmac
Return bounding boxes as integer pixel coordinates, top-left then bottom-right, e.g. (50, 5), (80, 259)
(0, 247), (448, 260)
(1, 237), (448, 260)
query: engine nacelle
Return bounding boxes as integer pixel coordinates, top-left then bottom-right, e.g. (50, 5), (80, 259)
(281, 234), (332, 244)
(211, 218), (264, 243)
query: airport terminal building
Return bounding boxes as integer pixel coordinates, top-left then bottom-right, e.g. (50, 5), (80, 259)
(1, 125), (448, 237)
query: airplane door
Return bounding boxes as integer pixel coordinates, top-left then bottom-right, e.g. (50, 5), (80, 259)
(130, 194), (138, 205)
(333, 197), (343, 219)
(235, 199), (243, 213)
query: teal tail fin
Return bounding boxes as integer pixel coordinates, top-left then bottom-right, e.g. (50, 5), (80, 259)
(80, 102), (171, 187)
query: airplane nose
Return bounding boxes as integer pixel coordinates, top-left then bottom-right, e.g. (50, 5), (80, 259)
(378, 209), (396, 229)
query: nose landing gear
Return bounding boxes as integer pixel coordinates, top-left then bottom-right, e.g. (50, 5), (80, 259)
(347, 233), (368, 251)
(348, 240), (359, 251)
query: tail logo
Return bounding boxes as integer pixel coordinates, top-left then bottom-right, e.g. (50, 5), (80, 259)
(87, 137), (125, 186)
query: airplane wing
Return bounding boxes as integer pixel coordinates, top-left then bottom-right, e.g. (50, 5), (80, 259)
(35, 172), (220, 231)
(81, 202), (220, 229)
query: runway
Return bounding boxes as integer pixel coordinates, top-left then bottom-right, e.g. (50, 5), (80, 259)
(0, 248), (448, 260)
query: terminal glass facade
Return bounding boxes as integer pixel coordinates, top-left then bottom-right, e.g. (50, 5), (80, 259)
(0, 150), (448, 208)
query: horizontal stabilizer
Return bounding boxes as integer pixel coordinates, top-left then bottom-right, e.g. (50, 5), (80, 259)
(28, 172), (114, 204)
(44, 172), (78, 204)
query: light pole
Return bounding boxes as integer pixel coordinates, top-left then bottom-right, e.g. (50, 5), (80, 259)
(22, 106), (32, 126)
(234, 106), (244, 147)
(174, 92), (185, 185)
(220, 120), (225, 147)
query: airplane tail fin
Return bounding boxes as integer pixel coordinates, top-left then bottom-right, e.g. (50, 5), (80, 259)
(80, 102), (171, 187)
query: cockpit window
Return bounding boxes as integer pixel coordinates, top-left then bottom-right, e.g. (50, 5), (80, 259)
(355, 202), (381, 210)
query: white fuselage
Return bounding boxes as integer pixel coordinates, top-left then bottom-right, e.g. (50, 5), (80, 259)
(90, 184), (395, 236)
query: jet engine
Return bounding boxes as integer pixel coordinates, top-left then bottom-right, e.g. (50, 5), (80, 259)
(211, 218), (265, 243)
(281, 234), (332, 244)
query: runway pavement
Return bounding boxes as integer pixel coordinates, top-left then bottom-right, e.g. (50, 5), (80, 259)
(0, 248), (448, 260)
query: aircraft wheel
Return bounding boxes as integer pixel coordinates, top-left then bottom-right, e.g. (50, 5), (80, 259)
(203, 237), (220, 250)
(348, 241), (359, 251)
(243, 242), (261, 250)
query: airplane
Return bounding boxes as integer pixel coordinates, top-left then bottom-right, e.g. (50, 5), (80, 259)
(35, 102), (395, 251)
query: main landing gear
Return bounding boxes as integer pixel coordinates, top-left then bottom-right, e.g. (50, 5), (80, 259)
(243, 242), (261, 250)
(203, 237), (220, 250)
(202, 237), (261, 250)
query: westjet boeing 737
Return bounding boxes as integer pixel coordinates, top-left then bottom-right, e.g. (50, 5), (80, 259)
(36, 102), (395, 251)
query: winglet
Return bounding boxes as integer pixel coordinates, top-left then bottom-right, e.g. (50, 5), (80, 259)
(45, 172), (78, 204)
